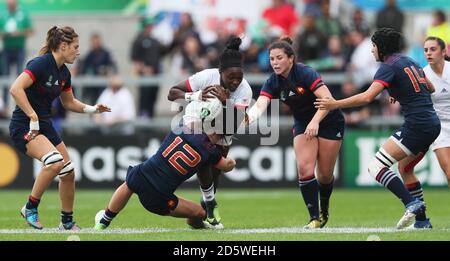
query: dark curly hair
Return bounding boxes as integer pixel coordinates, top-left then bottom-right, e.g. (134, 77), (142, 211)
(371, 27), (403, 62)
(219, 36), (243, 71)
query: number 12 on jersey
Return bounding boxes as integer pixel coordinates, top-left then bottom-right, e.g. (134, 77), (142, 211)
(162, 136), (201, 175)
(404, 66), (426, 92)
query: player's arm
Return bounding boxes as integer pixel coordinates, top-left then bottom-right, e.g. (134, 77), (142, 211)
(315, 82), (384, 110)
(213, 157), (236, 173)
(245, 95), (271, 125)
(10, 72), (41, 140)
(167, 80), (215, 102)
(310, 85), (333, 123)
(60, 90), (111, 114)
(305, 85), (333, 139)
(10, 72), (38, 122)
(425, 77), (435, 93)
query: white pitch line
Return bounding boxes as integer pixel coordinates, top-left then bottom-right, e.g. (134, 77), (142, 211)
(226, 227), (402, 234)
(1, 227), (445, 234)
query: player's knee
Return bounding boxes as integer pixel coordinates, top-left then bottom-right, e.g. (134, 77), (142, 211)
(368, 158), (384, 179)
(397, 164), (410, 176)
(41, 151), (64, 172)
(59, 171), (75, 182)
(368, 148), (396, 179)
(194, 207), (206, 219)
(297, 163), (314, 179)
(400, 153), (424, 175)
(441, 163), (450, 176)
(59, 161), (75, 179)
(48, 161), (64, 174)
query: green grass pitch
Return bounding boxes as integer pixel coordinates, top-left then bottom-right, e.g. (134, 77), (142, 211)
(0, 189), (449, 241)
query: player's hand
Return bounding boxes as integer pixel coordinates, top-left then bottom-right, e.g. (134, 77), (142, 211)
(207, 85), (229, 103)
(26, 116), (40, 142)
(227, 158), (236, 171)
(95, 104), (111, 113)
(304, 120), (319, 141)
(389, 97), (397, 104)
(201, 86), (217, 100)
(314, 97), (336, 110)
(243, 112), (250, 126)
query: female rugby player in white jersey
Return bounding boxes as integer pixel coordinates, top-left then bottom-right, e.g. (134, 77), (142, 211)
(423, 36), (450, 187)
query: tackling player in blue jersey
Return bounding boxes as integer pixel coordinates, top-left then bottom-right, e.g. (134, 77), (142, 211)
(315, 28), (440, 229)
(246, 37), (345, 229)
(9, 26), (111, 230)
(94, 98), (236, 230)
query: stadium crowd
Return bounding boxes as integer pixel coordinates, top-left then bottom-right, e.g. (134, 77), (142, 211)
(0, 0), (449, 133)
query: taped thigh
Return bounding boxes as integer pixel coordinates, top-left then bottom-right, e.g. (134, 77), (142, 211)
(41, 151), (64, 167)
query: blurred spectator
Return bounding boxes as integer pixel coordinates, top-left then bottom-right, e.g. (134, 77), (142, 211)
(242, 41), (271, 74)
(346, 8), (370, 36)
(315, 0), (343, 41)
(303, 0), (322, 17)
(76, 32), (117, 105)
(339, 80), (370, 127)
(130, 16), (167, 118)
(306, 35), (345, 72)
(170, 33), (208, 75)
(427, 10), (450, 51)
(94, 76), (136, 135)
(205, 30), (233, 68)
(294, 14), (327, 62)
(0, 0), (33, 76)
(170, 12), (200, 52)
(375, 0), (404, 33)
(262, 0), (299, 37)
(306, 35), (345, 96)
(347, 30), (379, 91)
(407, 33), (428, 68)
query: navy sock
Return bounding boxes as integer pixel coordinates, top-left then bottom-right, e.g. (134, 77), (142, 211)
(26, 195), (40, 209)
(376, 168), (414, 206)
(61, 211), (73, 224)
(299, 175), (319, 220)
(406, 182), (427, 221)
(318, 177), (334, 212)
(101, 208), (118, 226)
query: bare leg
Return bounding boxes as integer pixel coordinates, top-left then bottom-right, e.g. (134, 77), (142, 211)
(316, 138), (341, 184)
(107, 182), (134, 213)
(197, 145), (229, 191)
(315, 137), (342, 227)
(55, 142), (75, 212)
(435, 148), (450, 188)
(397, 154), (429, 223)
(169, 197), (206, 229)
(293, 134), (321, 227)
(397, 154), (423, 185)
(26, 135), (64, 199)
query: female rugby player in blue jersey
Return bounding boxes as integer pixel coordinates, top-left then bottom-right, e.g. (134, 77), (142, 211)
(9, 26), (111, 230)
(94, 98), (236, 230)
(246, 37), (345, 229)
(315, 28), (440, 229)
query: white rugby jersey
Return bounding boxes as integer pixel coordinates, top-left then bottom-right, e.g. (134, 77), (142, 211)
(183, 68), (253, 145)
(424, 61), (450, 122)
